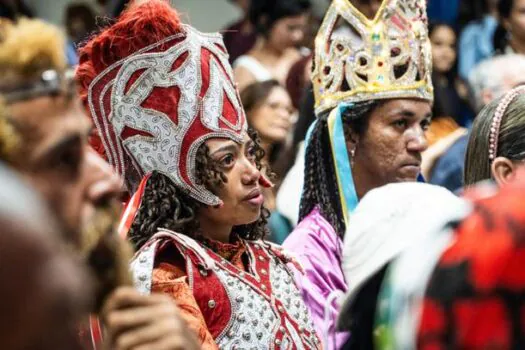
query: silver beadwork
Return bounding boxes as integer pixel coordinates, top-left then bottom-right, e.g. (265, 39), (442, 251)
(87, 26), (246, 206)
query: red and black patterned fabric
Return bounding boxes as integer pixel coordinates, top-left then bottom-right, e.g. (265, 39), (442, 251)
(418, 170), (525, 349)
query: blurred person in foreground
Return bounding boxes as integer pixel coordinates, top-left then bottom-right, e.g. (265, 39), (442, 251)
(233, 0), (311, 90)
(338, 167), (525, 349)
(0, 16), (199, 350)
(76, 0), (322, 348)
(282, 0), (433, 348)
(337, 182), (468, 349)
(426, 54), (525, 192)
(0, 164), (89, 350)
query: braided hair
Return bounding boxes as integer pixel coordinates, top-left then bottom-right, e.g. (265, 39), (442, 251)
(128, 128), (270, 249)
(299, 100), (379, 237)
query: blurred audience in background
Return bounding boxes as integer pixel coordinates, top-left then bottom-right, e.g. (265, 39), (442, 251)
(64, 3), (97, 65)
(465, 86), (525, 188)
(222, 0), (256, 64)
(427, 0), (460, 26)
(241, 80), (295, 184)
(428, 55), (525, 193)
(0, 0), (32, 20)
(241, 80), (297, 242)
(233, 0), (311, 91)
(494, 0), (525, 55)
(428, 22), (473, 134)
(458, 0), (498, 80)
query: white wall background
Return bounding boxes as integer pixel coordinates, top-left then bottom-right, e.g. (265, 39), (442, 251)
(24, 0), (242, 32)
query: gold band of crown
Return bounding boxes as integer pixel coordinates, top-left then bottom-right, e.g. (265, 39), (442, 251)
(312, 0), (433, 115)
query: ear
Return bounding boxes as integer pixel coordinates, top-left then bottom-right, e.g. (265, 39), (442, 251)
(212, 200), (225, 210)
(344, 125), (359, 154)
(491, 156), (516, 186)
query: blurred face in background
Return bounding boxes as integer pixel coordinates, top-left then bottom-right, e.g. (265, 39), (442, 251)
(430, 25), (457, 74)
(506, 0), (525, 46)
(268, 13), (309, 51)
(248, 85), (294, 145)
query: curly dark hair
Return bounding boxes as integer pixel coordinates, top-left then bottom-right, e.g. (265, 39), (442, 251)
(128, 128), (270, 249)
(299, 100), (379, 237)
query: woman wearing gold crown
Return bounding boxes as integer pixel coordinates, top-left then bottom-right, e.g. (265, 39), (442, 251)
(282, 0), (434, 348)
(76, 0), (322, 348)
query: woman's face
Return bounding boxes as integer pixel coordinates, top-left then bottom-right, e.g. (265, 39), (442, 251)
(268, 13), (309, 51)
(430, 25), (456, 74)
(248, 86), (294, 144)
(351, 99), (432, 196)
(508, 0), (525, 45)
(200, 134), (263, 227)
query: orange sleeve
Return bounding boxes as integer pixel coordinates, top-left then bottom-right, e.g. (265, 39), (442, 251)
(152, 262), (219, 350)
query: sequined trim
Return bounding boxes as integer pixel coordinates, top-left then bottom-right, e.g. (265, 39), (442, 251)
(87, 25), (246, 205)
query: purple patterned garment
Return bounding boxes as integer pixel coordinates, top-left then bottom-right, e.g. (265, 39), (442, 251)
(283, 207), (350, 350)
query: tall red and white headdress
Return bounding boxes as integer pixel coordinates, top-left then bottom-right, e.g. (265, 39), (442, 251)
(77, 0), (247, 206)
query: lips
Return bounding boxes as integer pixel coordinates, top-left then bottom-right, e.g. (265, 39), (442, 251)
(243, 188), (264, 206)
(402, 162), (421, 168)
(400, 161), (422, 178)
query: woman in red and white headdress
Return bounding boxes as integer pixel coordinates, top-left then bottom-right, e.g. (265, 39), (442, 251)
(77, 1), (321, 348)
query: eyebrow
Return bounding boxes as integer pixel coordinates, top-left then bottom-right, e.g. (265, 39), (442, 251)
(390, 109), (432, 119)
(38, 125), (91, 162)
(210, 143), (238, 156)
(43, 133), (82, 159)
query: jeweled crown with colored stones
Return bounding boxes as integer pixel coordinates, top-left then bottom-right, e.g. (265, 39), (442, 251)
(312, 0), (433, 114)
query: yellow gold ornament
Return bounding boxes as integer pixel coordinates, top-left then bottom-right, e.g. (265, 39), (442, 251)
(312, 0), (433, 114)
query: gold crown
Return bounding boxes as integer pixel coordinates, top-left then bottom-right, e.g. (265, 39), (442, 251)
(312, 0), (433, 114)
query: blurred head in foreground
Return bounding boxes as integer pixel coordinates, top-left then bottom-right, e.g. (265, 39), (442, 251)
(0, 163), (89, 350)
(0, 17), (131, 310)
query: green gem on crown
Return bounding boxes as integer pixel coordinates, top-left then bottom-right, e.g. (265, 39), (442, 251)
(372, 33), (381, 41)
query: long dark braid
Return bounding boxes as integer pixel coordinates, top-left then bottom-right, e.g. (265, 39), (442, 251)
(299, 100), (378, 237)
(128, 128), (270, 249)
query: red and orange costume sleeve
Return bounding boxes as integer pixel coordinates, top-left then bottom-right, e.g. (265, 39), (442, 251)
(152, 259), (218, 349)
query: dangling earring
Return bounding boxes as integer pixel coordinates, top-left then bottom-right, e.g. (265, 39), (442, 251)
(350, 146), (356, 167)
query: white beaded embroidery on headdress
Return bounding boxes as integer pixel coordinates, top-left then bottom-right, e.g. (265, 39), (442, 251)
(87, 25), (246, 206)
(488, 86), (525, 161)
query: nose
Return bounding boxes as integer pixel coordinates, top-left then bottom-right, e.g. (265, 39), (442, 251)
(85, 147), (124, 205)
(406, 127), (428, 153)
(292, 29), (304, 44)
(277, 106), (291, 120)
(241, 158), (261, 186)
